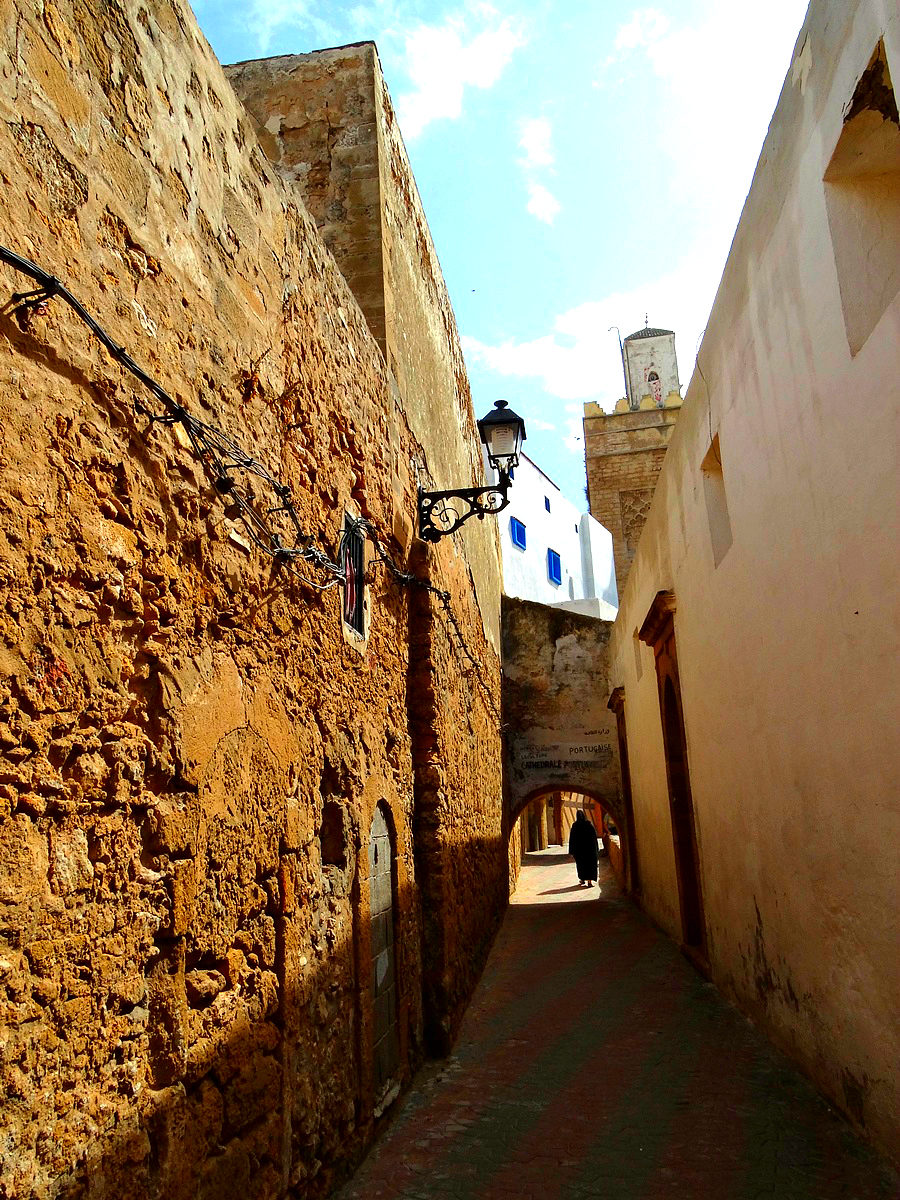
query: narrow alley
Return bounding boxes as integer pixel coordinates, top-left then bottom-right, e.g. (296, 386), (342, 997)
(337, 848), (898, 1200)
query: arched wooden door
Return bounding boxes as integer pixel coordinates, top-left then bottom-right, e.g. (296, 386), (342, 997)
(661, 674), (705, 953)
(639, 592), (707, 962)
(369, 805), (399, 1104)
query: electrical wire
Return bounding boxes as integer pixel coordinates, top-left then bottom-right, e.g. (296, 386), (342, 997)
(0, 244), (502, 723)
(361, 519), (502, 723)
(0, 243), (342, 589)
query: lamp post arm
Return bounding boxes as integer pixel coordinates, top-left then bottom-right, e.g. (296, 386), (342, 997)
(418, 474), (511, 542)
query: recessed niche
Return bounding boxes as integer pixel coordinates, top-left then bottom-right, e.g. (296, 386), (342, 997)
(701, 435), (733, 568)
(824, 41), (900, 356)
(320, 799), (346, 868)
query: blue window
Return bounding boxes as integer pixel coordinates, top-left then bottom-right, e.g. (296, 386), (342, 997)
(547, 548), (562, 585)
(510, 517), (527, 550)
(544, 496), (551, 512)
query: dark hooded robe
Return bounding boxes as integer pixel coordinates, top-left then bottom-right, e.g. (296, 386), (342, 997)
(568, 812), (599, 882)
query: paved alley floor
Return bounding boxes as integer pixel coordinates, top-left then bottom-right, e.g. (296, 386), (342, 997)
(336, 847), (898, 1200)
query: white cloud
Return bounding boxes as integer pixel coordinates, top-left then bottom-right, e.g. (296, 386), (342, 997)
(462, 235), (725, 436)
(518, 116), (554, 168)
(613, 8), (669, 53)
(247, 0), (331, 53)
(527, 416), (557, 432)
(518, 116), (558, 224)
(600, 0), (809, 240)
(396, 15), (524, 139)
(462, 0), (810, 434)
(525, 181), (561, 225)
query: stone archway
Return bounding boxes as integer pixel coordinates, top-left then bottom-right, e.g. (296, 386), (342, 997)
(502, 599), (623, 838)
(508, 785), (633, 892)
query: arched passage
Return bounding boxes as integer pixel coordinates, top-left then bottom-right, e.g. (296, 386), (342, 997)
(509, 785), (635, 895)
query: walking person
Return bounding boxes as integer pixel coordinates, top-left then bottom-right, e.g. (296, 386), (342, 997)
(568, 810), (599, 887)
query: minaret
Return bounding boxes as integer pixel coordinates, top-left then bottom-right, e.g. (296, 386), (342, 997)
(622, 320), (680, 411)
(583, 321), (683, 597)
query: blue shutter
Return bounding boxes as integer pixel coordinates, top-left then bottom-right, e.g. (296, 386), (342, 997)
(510, 517), (527, 550)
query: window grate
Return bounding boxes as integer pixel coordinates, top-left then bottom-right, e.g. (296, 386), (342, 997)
(342, 519), (366, 634)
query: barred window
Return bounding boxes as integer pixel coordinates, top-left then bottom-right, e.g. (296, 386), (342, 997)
(342, 519), (366, 635)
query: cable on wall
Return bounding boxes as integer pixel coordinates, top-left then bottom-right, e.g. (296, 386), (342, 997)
(0, 244), (502, 723)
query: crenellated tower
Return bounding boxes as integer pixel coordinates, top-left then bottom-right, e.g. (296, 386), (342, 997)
(584, 322), (683, 596)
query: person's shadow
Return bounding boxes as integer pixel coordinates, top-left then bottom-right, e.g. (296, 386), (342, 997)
(538, 884), (587, 895)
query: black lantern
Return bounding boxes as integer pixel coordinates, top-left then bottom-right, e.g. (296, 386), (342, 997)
(418, 400), (527, 542)
(476, 399), (526, 476)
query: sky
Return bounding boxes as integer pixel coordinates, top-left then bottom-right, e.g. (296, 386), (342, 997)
(193, 0), (811, 507)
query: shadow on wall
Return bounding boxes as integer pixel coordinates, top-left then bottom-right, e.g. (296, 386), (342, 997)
(11, 901), (362, 1197)
(414, 830), (510, 1058)
(15, 859), (477, 1200)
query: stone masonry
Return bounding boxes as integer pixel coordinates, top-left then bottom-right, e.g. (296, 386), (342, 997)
(501, 597), (622, 830)
(0, 5), (506, 1199)
(226, 43), (510, 1057)
(583, 398), (682, 598)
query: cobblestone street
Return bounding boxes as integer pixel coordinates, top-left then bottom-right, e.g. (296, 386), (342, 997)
(337, 847), (898, 1200)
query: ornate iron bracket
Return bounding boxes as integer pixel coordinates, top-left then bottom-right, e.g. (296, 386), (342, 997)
(418, 474), (511, 542)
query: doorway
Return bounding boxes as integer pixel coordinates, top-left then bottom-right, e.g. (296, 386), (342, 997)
(368, 805), (399, 1105)
(660, 675), (706, 954)
(639, 591), (707, 960)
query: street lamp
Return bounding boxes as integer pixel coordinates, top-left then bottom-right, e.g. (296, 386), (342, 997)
(418, 400), (526, 542)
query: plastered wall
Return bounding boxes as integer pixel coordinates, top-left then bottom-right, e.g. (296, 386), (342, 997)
(609, 0), (899, 1154)
(0, 3), (505, 1197)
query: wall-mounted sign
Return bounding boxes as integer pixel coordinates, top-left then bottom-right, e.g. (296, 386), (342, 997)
(508, 723), (620, 812)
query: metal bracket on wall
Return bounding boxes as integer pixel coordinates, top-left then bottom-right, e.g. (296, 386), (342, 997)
(417, 480), (510, 542)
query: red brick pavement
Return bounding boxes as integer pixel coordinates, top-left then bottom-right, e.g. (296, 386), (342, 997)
(335, 848), (898, 1200)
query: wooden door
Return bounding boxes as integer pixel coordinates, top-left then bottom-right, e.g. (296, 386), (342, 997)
(369, 806), (399, 1102)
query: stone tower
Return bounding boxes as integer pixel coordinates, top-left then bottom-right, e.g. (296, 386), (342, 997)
(583, 324), (683, 596)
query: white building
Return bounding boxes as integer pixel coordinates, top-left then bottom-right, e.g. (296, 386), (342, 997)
(498, 452), (617, 616)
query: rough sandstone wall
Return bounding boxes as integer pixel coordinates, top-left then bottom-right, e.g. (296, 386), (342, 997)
(370, 53), (507, 1050)
(225, 46), (387, 359)
(0, 2), (504, 1197)
(227, 45), (503, 655)
(226, 44), (507, 1056)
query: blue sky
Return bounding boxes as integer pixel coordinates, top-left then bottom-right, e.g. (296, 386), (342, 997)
(194, 0), (810, 506)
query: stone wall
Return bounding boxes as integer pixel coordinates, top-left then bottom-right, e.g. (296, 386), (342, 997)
(608, 0), (899, 1155)
(0, 2), (505, 1197)
(224, 46), (387, 359)
(227, 45), (503, 654)
(501, 598), (622, 826)
(583, 399), (682, 596)
(227, 45), (508, 1055)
